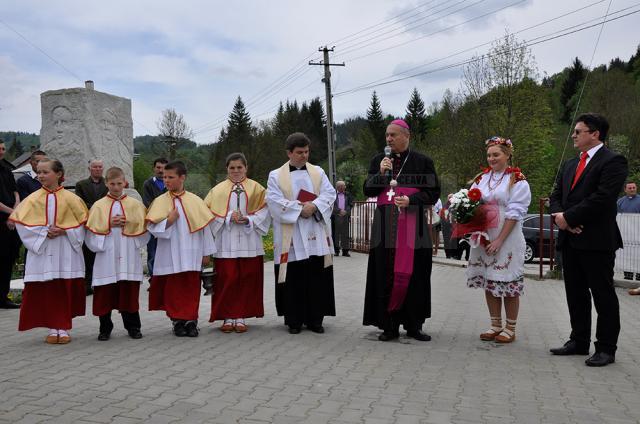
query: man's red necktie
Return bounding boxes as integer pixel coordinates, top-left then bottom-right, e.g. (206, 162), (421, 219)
(571, 152), (588, 189)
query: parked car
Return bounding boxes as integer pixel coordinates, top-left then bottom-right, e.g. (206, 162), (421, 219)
(522, 214), (559, 263)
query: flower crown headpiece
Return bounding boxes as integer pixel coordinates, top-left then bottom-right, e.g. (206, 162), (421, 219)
(485, 136), (513, 149)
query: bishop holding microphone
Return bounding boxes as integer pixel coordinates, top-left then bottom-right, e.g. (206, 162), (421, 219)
(362, 119), (441, 342)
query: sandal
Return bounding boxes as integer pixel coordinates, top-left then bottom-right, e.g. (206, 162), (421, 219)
(57, 330), (71, 344)
(234, 321), (248, 333)
(220, 320), (235, 333)
(494, 319), (516, 343)
(480, 316), (502, 341)
(45, 329), (58, 344)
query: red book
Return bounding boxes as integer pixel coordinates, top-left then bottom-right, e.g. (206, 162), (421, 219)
(297, 189), (317, 202)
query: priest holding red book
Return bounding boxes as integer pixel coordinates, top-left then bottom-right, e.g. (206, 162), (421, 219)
(266, 132), (336, 334)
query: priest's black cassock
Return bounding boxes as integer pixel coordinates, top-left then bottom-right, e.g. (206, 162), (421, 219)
(362, 149), (440, 333)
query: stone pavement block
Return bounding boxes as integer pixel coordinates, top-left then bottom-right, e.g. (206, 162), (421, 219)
(12, 414), (54, 424)
(245, 405), (283, 422)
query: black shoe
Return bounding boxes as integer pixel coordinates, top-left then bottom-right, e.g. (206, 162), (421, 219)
(378, 331), (399, 342)
(585, 352), (615, 367)
(128, 329), (143, 339)
(308, 325), (325, 334)
(342, 252), (351, 257)
(0, 299), (21, 309)
(288, 326), (301, 334)
(185, 321), (199, 337)
(550, 340), (589, 356)
(407, 330), (432, 341)
(173, 321), (187, 337)
(97, 333), (110, 341)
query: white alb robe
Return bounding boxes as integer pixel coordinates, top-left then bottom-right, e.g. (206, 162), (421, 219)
(266, 166), (336, 264)
(16, 193), (85, 283)
(211, 192), (271, 258)
(85, 201), (151, 286)
(147, 198), (216, 276)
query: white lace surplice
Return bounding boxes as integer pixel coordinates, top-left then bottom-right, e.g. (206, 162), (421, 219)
(466, 171), (531, 297)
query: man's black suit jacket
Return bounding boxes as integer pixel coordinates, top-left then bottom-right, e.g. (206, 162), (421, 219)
(549, 145), (628, 251)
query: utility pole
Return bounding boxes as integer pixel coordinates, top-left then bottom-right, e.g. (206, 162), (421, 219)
(309, 46), (344, 186)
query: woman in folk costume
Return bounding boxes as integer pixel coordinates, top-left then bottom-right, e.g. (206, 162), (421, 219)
(204, 153), (271, 333)
(85, 167), (150, 341)
(466, 137), (531, 343)
(9, 159), (88, 344)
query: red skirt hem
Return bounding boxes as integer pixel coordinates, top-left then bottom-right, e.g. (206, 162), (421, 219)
(210, 257), (264, 322)
(93, 281), (141, 316)
(19, 278), (86, 331)
(149, 271), (201, 320)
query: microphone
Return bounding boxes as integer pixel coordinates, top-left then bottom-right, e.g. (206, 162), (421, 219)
(383, 146), (392, 177)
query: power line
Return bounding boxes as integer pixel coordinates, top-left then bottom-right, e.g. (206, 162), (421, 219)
(336, 0), (614, 95)
(338, 0), (526, 62)
(334, 6), (640, 97)
(335, 0), (465, 51)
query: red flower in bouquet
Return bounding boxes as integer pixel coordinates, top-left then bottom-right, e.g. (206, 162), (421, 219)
(468, 188), (482, 202)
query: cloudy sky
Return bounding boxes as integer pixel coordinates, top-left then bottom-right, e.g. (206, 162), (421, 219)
(1, 0), (638, 144)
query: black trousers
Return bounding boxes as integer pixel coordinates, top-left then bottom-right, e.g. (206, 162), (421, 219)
(82, 244), (96, 287)
(99, 311), (141, 334)
(0, 224), (21, 300)
(333, 215), (350, 254)
(562, 247), (620, 354)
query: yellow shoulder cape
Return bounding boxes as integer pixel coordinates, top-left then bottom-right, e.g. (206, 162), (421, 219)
(146, 191), (213, 233)
(204, 178), (266, 218)
(85, 194), (147, 236)
(9, 187), (88, 229)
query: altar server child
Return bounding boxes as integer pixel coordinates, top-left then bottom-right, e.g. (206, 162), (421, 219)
(9, 159), (88, 344)
(145, 160), (216, 337)
(85, 167), (150, 341)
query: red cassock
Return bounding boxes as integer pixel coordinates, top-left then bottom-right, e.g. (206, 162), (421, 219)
(149, 271), (201, 320)
(19, 278), (86, 331)
(93, 281), (140, 316)
(209, 256), (264, 322)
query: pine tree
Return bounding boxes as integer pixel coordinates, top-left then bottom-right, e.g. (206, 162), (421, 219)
(560, 57), (587, 123)
(366, 91), (386, 151)
(404, 88), (427, 146)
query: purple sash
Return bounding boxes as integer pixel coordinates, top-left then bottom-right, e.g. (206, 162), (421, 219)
(377, 186), (420, 312)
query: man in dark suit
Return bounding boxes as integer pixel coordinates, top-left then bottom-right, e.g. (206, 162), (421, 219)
(16, 150), (46, 200)
(75, 159), (108, 295)
(331, 180), (353, 257)
(0, 140), (21, 308)
(142, 157), (168, 277)
(549, 113), (628, 367)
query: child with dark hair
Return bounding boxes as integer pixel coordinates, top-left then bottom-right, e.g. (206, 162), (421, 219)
(145, 160), (216, 337)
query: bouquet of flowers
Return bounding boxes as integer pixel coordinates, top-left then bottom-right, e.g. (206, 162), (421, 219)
(450, 188), (499, 242)
(448, 188), (483, 224)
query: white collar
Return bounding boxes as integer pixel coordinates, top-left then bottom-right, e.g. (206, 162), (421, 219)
(581, 142), (604, 159)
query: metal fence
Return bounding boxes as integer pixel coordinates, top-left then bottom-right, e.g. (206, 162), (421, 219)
(616, 213), (640, 274)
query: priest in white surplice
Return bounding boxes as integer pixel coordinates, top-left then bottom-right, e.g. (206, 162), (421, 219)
(266, 133), (336, 334)
(85, 167), (150, 341)
(145, 161), (216, 338)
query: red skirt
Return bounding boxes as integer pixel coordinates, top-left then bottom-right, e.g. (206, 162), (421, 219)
(19, 278), (86, 331)
(149, 271), (201, 320)
(93, 281), (140, 316)
(210, 256), (264, 322)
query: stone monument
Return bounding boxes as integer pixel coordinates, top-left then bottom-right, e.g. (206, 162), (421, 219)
(40, 81), (134, 187)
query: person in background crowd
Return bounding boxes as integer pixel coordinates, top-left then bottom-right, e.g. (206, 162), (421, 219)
(0, 139), (21, 309)
(332, 180), (354, 257)
(142, 158), (168, 278)
(16, 150), (47, 200)
(617, 181), (640, 291)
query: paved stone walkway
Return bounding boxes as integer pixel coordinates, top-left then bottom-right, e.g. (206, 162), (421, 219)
(1, 253), (639, 423)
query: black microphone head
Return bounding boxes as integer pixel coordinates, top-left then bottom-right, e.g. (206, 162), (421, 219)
(384, 146), (392, 157)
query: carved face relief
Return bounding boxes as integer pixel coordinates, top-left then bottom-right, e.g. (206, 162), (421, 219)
(51, 106), (73, 142)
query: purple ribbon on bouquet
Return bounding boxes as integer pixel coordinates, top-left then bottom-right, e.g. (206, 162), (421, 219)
(377, 186), (419, 312)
